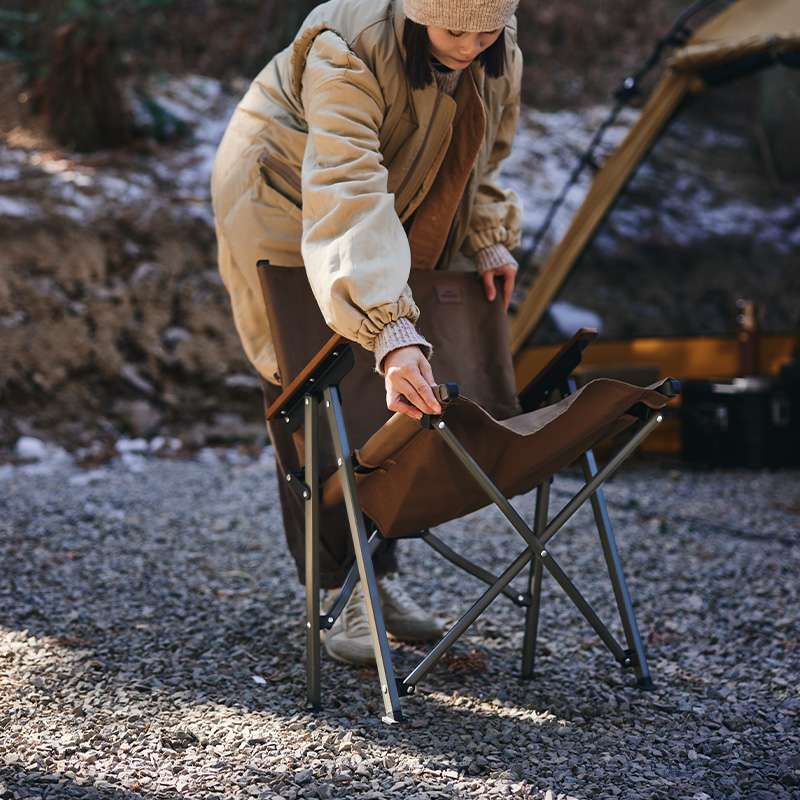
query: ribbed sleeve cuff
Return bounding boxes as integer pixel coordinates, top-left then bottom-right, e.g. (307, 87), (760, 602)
(373, 317), (433, 375)
(475, 244), (518, 275)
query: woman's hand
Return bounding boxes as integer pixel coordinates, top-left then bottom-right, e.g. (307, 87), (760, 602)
(481, 264), (517, 311)
(383, 345), (441, 421)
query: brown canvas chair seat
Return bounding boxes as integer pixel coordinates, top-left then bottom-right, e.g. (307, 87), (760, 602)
(256, 260), (679, 724)
(325, 380), (670, 536)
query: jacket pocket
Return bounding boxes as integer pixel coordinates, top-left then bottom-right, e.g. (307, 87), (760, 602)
(257, 151), (303, 222)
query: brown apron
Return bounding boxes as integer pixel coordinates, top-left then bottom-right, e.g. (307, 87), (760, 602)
(407, 70), (487, 271)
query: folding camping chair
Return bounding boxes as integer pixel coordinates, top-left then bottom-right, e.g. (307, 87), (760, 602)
(257, 260), (679, 724)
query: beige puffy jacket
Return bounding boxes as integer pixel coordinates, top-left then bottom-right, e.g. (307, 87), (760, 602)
(211, 0), (523, 384)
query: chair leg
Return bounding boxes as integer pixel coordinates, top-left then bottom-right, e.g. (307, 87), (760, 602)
(304, 395), (321, 709)
(521, 560), (543, 679)
(581, 449), (653, 688)
(324, 386), (403, 724)
(522, 481), (550, 679)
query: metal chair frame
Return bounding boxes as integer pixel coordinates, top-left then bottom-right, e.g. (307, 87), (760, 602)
(273, 341), (673, 724)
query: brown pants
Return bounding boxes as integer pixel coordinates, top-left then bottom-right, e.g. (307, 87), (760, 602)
(260, 380), (398, 588)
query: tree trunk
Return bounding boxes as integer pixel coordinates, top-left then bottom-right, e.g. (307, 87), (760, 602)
(42, 21), (132, 152)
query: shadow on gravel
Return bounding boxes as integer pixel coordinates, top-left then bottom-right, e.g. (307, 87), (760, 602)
(0, 767), (211, 800)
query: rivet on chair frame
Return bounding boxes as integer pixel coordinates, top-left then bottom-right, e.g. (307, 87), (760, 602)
(286, 473), (292, 481)
(306, 622), (311, 629)
(540, 550), (547, 558)
(303, 491), (309, 499)
(337, 457), (343, 466)
(437, 421), (445, 429)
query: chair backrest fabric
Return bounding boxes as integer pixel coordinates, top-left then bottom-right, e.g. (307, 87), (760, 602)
(258, 265), (520, 458)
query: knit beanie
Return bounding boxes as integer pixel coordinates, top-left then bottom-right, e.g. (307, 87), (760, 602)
(403, 0), (519, 32)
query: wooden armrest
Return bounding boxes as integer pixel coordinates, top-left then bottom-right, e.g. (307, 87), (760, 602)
(266, 333), (348, 421)
(518, 328), (598, 411)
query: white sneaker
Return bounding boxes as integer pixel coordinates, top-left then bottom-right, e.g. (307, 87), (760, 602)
(321, 583), (376, 666)
(378, 573), (445, 643)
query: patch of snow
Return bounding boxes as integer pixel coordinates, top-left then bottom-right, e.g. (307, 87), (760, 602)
(94, 173), (154, 205)
(2, 73), (235, 226)
(0, 196), (40, 218)
(18, 459), (73, 477)
(502, 106), (640, 254)
(549, 301), (603, 336)
(68, 469), (110, 486)
(55, 169), (93, 188)
(149, 436), (182, 453)
(0, 311), (26, 328)
(0, 164), (22, 181)
(258, 446), (274, 467)
(0, 147), (26, 165)
(16, 436), (48, 461)
(224, 374), (261, 390)
(51, 182), (100, 222)
(223, 449), (252, 466)
(116, 438), (149, 454)
(162, 327), (192, 345)
(507, 103), (800, 265)
(118, 452), (148, 472)
(196, 447), (221, 466)
(15, 437), (72, 469)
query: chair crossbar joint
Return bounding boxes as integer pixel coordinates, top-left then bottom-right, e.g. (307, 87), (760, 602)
(420, 413), (442, 430)
(319, 614), (335, 631)
(285, 468), (311, 501)
(396, 678), (416, 697)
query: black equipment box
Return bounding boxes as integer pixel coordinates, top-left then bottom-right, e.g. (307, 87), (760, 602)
(681, 375), (800, 468)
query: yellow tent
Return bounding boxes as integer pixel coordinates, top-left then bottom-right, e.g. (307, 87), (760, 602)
(511, 0), (800, 355)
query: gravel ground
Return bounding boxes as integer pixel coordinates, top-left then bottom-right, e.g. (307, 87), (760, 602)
(1, 450), (799, 800)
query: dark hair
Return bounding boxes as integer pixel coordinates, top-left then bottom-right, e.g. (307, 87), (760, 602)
(402, 19), (506, 90)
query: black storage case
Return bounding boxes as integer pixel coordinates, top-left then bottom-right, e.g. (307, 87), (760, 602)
(681, 376), (799, 468)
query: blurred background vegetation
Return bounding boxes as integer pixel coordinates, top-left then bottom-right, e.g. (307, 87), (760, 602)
(0, 0), (685, 151)
(3, 0), (797, 456)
